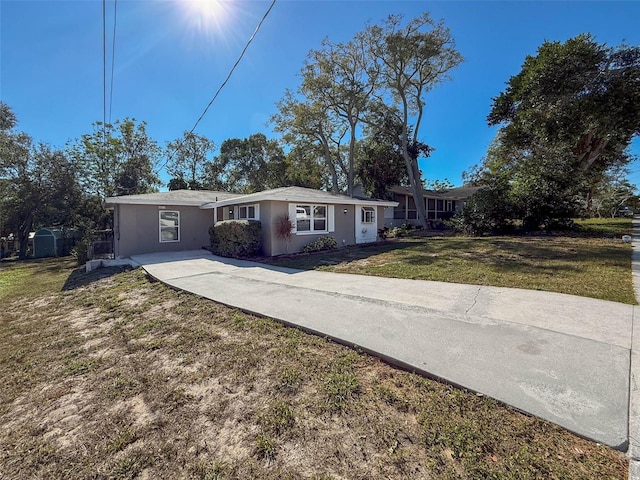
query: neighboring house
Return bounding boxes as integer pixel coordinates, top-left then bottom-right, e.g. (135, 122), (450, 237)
(104, 186), (398, 258)
(388, 185), (483, 227)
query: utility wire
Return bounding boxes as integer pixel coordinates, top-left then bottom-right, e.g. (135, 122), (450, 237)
(108, 0), (118, 125)
(154, 0), (277, 177)
(102, 0), (107, 145)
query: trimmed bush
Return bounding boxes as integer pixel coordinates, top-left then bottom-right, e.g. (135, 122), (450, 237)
(302, 236), (337, 253)
(209, 220), (262, 258)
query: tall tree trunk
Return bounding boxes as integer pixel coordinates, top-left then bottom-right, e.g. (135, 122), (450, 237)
(321, 140), (340, 193)
(17, 212), (33, 259)
(403, 152), (429, 230)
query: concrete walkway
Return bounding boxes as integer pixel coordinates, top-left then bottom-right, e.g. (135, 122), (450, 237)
(131, 242), (636, 453)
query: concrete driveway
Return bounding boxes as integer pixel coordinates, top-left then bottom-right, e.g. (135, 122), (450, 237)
(131, 248), (635, 452)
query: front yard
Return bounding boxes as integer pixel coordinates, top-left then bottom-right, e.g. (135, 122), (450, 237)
(266, 218), (635, 304)
(0, 258), (628, 479)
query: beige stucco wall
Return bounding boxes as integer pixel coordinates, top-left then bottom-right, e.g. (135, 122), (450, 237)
(114, 204), (214, 258)
(263, 201), (381, 256)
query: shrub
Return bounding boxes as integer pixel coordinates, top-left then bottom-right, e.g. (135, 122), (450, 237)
(302, 236), (337, 253)
(273, 214), (294, 253)
(380, 224), (411, 239)
(446, 186), (513, 236)
(209, 220), (262, 258)
(71, 238), (89, 265)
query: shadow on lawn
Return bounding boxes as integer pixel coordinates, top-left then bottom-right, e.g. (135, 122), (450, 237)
(268, 234), (630, 274)
(62, 265), (132, 291)
(264, 240), (418, 269)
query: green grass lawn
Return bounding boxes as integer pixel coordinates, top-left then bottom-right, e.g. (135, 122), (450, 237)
(0, 259), (627, 479)
(266, 218), (635, 304)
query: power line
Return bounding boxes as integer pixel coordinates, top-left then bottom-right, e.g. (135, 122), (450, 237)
(108, 0), (118, 125)
(102, 0), (107, 145)
(154, 0), (277, 177)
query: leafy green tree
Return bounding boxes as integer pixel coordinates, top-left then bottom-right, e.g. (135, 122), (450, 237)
(0, 103), (80, 258)
(300, 36), (376, 196)
(466, 35), (640, 231)
(580, 165), (638, 218)
(484, 34), (640, 228)
(488, 34), (640, 176)
(166, 131), (215, 190)
(273, 13), (462, 209)
(271, 89), (348, 193)
(282, 145), (327, 190)
(364, 13), (463, 228)
(67, 118), (160, 198)
(355, 126), (408, 199)
(425, 178), (455, 192)
(203, 133), (287, 193)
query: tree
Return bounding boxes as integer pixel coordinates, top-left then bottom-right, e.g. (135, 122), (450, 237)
(271, 89), (348, 193)
(580, 165), (638, 218)
(282, 145), (327, 190)
(203, 133), (287, 193)
(166, 131), (215, 190)
(0, 103), (80, 258)
(484, 34), (640, 228)
(273, 13), (462, 209)
(67, 118), (161, 198)
(301, 36), (376, 196)
(425, 178), (454, 192)
(355, 123), (408, 199)
(364, 14), (463, 228)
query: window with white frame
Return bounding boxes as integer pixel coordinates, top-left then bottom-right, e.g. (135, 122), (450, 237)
(296, 204), (327, 233)
(238, 204), (258, 220)
(361, 206), (375, 224)
(159, 210), (180, 242)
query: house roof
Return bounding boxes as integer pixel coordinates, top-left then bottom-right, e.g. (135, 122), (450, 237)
(199, 186), (398, 209)
(104, 189), (239, 207)
(104, 186), (398, 209)
(389, 185), (484, 200)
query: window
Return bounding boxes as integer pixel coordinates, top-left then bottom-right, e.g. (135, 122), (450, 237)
(159, 211), (179, 242)
(361, 207), (375, 224)
(238, 204), (258, 220)
(295, 204), (327, 233)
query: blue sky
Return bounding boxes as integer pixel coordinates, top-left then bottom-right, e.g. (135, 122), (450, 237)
(2, 0), (640, 190)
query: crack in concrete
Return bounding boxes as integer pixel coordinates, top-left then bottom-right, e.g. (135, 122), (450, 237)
(465, 286), (482, 316)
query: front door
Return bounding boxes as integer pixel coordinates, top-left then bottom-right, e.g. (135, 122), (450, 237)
(355, 205), (377, 244)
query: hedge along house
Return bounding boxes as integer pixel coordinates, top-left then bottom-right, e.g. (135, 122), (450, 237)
(201, 186), (398, 256)
(104, 187), (398, 258)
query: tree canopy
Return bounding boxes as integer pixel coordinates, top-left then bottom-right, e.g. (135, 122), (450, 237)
(273, 13), (462, 226)
(67, 118), (161, 198)
(204, 133), (287, 193)
(464, 34), (640, 231)
(166, 131), (215, 190)
(0, 103), (81, 257)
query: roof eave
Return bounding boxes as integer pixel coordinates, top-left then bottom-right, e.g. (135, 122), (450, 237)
(203, 195), (397, 208)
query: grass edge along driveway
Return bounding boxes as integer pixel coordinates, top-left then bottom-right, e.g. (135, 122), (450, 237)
(266, 218), (635, 305)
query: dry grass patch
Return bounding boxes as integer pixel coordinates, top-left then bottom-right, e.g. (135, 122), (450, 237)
(0, 259), (628, 479)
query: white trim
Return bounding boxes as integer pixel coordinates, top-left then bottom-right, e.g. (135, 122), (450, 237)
(288, 204), (298, 233)
(328, 205), (335, 232)
(291, 203), (330, 235)
(361, 206), (375, 224)
(159, 210), (180, 243)
(238, 203), (260, 221)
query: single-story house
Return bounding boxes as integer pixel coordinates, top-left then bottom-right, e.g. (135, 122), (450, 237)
(388, 185), (483, 227)
(104, 186), (398, 258)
